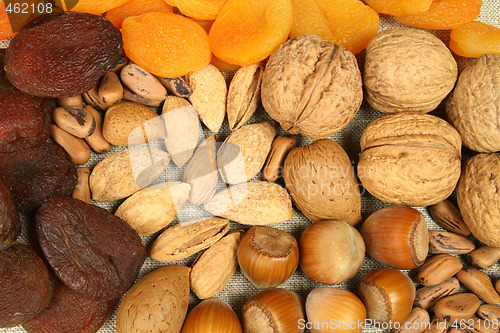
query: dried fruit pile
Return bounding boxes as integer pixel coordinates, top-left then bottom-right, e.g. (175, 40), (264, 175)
(0, 0), (499, 333)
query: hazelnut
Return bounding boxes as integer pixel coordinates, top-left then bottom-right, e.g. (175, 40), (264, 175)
(181, 298), (242, 333)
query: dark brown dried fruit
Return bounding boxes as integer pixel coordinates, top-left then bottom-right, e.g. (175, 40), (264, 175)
(0, 50), (53, 153)
(0, 142), (77, 213)
(0, 179), (20, 251)
(0, 244), (52, 328)
(23, 284), (115, 333)
(4, 12), (123, 98)
(37, 197), (147, 301)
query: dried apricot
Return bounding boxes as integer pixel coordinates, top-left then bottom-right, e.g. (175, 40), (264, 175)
(450, 21), (500, 58)
(122, 12), (211, 78)
(395, 0), (482, 30)
(209, 0), (293, 66)
(314, 0), (379, 54)
(55, 0), (130, 14)
(364, 0), (433, 16)
(105, 0), (174, 29)
(177, 0), (228, 20)
(5, 12), (123, 98)
(23, 284), (115, 333)
(290, 0), (333, 41)
(0, 179), (20, 251)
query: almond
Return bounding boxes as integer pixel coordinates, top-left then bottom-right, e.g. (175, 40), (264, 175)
(203, 181), (294, 225)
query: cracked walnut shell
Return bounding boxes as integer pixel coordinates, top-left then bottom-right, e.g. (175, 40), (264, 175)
(364, 28), (457, 114)
(447, 54), (500, 153)
(457, 153), (500, 247)
(358, 113), (462, 206)
(261, 34), (362, 139)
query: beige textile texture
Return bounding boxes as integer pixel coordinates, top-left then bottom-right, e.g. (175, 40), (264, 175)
(1, 1), (499, 332)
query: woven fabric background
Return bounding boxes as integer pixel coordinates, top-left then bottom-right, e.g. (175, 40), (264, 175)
(1, 1), (499, 332)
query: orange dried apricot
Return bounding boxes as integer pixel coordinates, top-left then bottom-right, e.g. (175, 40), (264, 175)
(314, 0), (379, 54)
(364, 0), (433, 16)
(395, 0), (482, 30)
(122, 12), (211, 78)
(450, 21), (500, 58)
(177, 0), (229, 20)
(105, 0), (173, 29)
(290, 0), (332, 41)
(209, 0), (292, 66)
(55, 0), (131, 15)
(194, 19), (214, 33)
(164, 0), (176, 6)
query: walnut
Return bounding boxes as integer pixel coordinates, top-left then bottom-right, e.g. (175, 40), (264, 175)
(447, 54), (500, 153)
(260, 34), (362, 139)
(457, 153), (500, 247)
(358, 113), (462, 206)
(364, 28), (458, 114)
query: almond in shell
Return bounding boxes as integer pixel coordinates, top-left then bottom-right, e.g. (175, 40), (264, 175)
(203, 181), (294, 225)
(89, 146), (170, 202)
(150, 217), (230, 262)
(115, 182), (191, 236)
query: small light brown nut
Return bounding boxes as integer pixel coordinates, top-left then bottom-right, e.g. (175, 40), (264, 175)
(456, 267), (500, 305)
(120, 64), (167, 101)
(150, 217), (230, 262)
(463, 318), (498, 333)
(109, 55), (128, 73)
(416, 254), (463, 287)
(470, 246), (500, 270)
(57, 94), (83, 108)
(393, 307), (430, 333)
(263, 136), (296, 182)
(414, 277), (460, 310)
(428, 199), (470, 236)
(428, 230), (475, 255)
(227, 63), (262, 130)
(448, 327), (467, 333)
(159, 76), (191, 98)
(122, 87), (163, 107)
(477, 304), (500, 323)
(82, 84), (108, 111)
(52, 107), (96, 138)
(186, 64), (227, 132)
(72, 167), (90, 203)
(50, 124), (91, 165)
(422, 318), (449, 333)
(190, 230), (244, 299)
(434, 293), (481, 323)
(496, 279), (500, 295)
(84, 105), (111, 154)
(98, 71), (123, 108)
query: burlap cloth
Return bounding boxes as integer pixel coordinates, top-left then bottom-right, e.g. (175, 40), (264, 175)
(1, 1), (499, 332)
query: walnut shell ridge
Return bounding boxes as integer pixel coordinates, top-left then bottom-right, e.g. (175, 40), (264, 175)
(283, 139), (362, 226)
(447, 54), (500, 153)
(358, 113), (461, 206)
(364, 28), (457, 114)
(261, 34), (362, 139)
(457, 153), (500, 247)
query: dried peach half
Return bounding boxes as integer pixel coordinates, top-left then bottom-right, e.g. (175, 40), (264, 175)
(105, 0), (173, 29)
(395, 0), (482, 30)
(364, 0), (433, 16)
(122, 12), (211, 78)
(450, 21), (500, 58)
(209, 0), (293, 66)
(177, 0), (229, 20)
(56, 0), (131, 14)
(314, 0), (379, 54)
(290, 0), (332, 41)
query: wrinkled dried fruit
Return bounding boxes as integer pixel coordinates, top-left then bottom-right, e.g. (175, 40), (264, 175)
(0, 49), (53, 153)
(177, 0), (229, 20)
(450, 21), (500, 58)
(0, 244), (52, 328)
(37, 197), (147, 300)
(0, 179), (20, 251)
(0, 142), (77, 212)
(56, 0), (130, 15)
(5, 12), (123, 98)
(23, 284), (115, 333)
(105, 0), (174, 29)
(364, 0), (432, 16)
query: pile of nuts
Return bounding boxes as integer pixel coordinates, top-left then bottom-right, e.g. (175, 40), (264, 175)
(0, 6), (499, 333)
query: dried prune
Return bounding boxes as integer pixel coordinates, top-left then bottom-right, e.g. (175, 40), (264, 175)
(37, 197), (147, 301)
(0, 50), (53, 153)
(0, 142), (77, 213)
(0, 179), (20, 251)
(0, 244), (52, 328)
(23, 284), (115, 333)
(4, 12), (123, 98)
